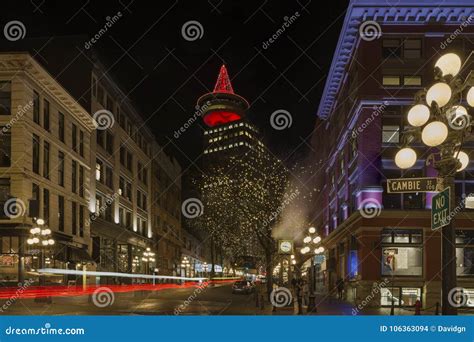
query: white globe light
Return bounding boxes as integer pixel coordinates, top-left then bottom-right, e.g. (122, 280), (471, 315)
(407, 104), (430, 127)
(467, 87), (474, 107)
(27, 238), (34, 245)
(303, 236), (311, 243)
(32, 237), (39, 244)
(319, 247), (325, 253)
(30, 228), (37, 234)
(454, 151), (469, 171)
(308, 227), (316, 234)
(42, 240), (49, 246)
(314, 236), (321, 244)
(48, 239), (55, 245)
(435, 53), (462, 77)
(301, 248), (307, 255)
(314, 248), (320, 254)
(421, 121), (448, 147)
(36, 218), (45, 225)
(426, 82), (452, 108)
(395, 148), (417, 169)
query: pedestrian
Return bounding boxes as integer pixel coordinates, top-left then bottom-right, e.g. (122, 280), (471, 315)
(302, 280), (309, 306)
(295, 279), (303, 314)
(337, 278), (344, 300)
(414, 300), (421, 315)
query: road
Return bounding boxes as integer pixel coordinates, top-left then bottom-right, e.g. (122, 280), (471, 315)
(0, 282), (273, 316)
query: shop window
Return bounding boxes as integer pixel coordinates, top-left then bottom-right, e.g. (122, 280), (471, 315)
(382, 76), (401, 86)
(381, 287), (421, 307)
(381, 287), (401, 306)
(382, 247), (422, 276)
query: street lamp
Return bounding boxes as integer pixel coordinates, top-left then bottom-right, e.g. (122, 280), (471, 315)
(394, 52), (474, 315)
(142, 247), (155, 282)
(181, 256), (190, 278)
(300, 226), (324, 313)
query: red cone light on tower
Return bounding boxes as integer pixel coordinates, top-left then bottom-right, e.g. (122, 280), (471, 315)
(197, 65), (249, 127)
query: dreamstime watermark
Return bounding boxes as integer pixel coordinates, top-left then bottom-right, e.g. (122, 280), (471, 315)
(91, 287), (115, 308)
(352, 102), (388, 139)
(174, 101), (211, 139)
(1, 100), (33, 134)
(84, 11), (123, 49)
(93, 109), (115, 130)
(352, 278), (390, 315)
(4, 20), (26, 41)
(174, 281), (209, 315)
(181, 20), (204, 41)
(270, 286), (292, 307)
(358, 197), (382, 219)
(181, 198), (204, 219)
(87, 192), (120, 226)
(262, 11), (300, 49)
(440, 15), (474, 50)
(447, 287), (469, 308)
(3, 198), (26, 219)
(447, 106), (471, 131)
(270, 109), (292, 130)
(0, 278), (35, 313)
(359, 20), (381, 41)
(5, 323), (85, 336)
(262, 189), (300, 228)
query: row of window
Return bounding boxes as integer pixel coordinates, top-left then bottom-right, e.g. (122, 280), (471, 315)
(33, 134), (85, 196)
(33, 89), (85, 158)
(91, 76), (149, 155)
(204, 122), (256, 135)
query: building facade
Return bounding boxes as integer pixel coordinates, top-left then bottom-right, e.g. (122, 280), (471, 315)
(0, 53), (95, 285)
(0, 37), (185, 284)
(312, 0), (474, 309)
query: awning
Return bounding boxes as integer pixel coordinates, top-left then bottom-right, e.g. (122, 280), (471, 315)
(68, 246), (94, 263)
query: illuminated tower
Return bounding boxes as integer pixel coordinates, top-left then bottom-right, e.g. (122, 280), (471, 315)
(198, 65), (265, 161)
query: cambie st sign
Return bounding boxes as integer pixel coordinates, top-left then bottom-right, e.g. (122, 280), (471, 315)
(387, 177), (437, 193)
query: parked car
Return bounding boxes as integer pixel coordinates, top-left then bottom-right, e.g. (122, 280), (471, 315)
(232, 281), (254, 294)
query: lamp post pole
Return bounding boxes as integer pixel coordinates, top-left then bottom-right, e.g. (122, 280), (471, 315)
(394, 53), (474, 315)
(301, 226), (324, 313)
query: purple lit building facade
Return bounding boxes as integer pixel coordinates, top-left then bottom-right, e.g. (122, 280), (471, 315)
(312, 0), (474, 309)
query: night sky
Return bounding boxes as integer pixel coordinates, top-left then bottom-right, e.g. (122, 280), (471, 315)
(3, 0), (350, 167)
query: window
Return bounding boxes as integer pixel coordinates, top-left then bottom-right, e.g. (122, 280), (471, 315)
(95, 160), (103, 182)
(381, 229), (423, 276)
(43, 99), (50, 131)
(403, 76), (422, 86)
(382, 76), (401, 86)
(79, 205), (84, 237)
(382, 125), (399, 143)
(58, 151), (65, 187)
(72, 202), (77, 235)
(58, 195), (64, 232)
(125, 182), (132, 201)
(126, 151), (133, 172)
(43, 188), (49, 225)
(456, 230), (474, 276)
(403, 39), (422, 59)
(72, 123), (77, 152)
(381, 287), (421, 307)
(106, 96), (113, 113)
(33, 91), (40, 124)
(120, 146), (125, 165)
(119, 177), (125, 195)
(58, 112), (65, 142)
(0, 179), (10, 218)
(105, 166), (113, 189)
(32, 134), (40, 174)
(43, 141), (50, 179)
(106, 132), (113, 154)
(126, 211), (132, 229)
(31, 183), (40, 218)
(0, 130), (11, 166)
(0, 81), (11, 115)
(72, 160), (77, 193)
(79, 130), (84, 157)
(79, 166), (84, 197)
(382, 39), (401, 58)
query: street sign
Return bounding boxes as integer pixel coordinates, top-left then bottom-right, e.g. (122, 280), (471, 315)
(387, 177), (438, 193)
(432, 187), (450, 231)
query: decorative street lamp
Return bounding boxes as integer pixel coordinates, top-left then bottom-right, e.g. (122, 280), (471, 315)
(142, 247), (155, 281)
(301, 226), (324, 313)
(394, 52), (474, 315)
(203, 262), (209, 277)
(27, 218), (55, 283)
(181, 256), (190, 278)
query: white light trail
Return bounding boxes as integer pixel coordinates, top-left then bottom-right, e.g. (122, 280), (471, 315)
(38, 268), (207, 282)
